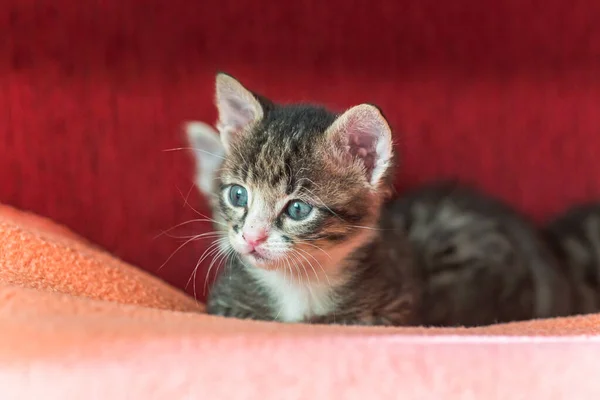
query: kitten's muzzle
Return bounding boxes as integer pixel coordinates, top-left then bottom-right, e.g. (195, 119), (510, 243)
(242, 227), (269, 250)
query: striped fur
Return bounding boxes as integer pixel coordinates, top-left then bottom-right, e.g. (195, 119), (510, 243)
(543, 203), (600, 314)
(188, 74), (579, 327)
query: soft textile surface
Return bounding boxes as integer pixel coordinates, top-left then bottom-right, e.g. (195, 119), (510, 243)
(2, 0), (600, 300)
(0, 203), (201, 313)
(2, 285), (600, 399)
(1, 199), (600, 398)
(2, 2), (600, 396)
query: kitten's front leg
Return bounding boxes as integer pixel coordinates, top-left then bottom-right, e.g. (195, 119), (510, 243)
(206, 298), (264, 320)
(206, 285), (274, 321)
(206, 270), (272, 321)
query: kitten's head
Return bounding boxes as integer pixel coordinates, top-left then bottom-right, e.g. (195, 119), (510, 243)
(188, 73), (395, 276)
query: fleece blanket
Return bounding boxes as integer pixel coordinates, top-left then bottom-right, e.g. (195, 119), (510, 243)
(1, 205), (600, 399)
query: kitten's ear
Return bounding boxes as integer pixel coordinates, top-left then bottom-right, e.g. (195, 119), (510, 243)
(185, 121), (225, 195)
(325, 104), (393, 187)
(215, 73), (264, 152)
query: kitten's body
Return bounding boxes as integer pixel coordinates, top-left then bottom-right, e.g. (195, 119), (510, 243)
(392, 183), (572, 326)
(544, 203), (600, 314)
(207, 181), (572, 326)
(187, 74), (575, 327)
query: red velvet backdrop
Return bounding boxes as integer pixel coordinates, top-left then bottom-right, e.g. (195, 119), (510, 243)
(2, 0), (600, 301)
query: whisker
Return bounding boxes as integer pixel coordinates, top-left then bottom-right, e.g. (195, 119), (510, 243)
(292, 249), (321, 286)
(186, 239), (224, 291)
(195, 245), (223, 294)
(176, 184), (196, 210)
(291, 253), (305, 289)
(154, 219), (226, 240)
(295, 240), (332, 260)
(223, 248), (236, 273)
(163, 146), (226, 160)
(159, 230), (225, 241)
(348, 225), (389, 231)
(180, 198), (227, 229)
(159, 233), (219, 272)
(190, 237), (226, 275)
(295, 247), (331, 287)
(287, 251), (316, 299)
(215, 248), (236, 288)
(174, 183), (226, 227)
(264, 243), (332, 287)
(201, 241), (232, 297)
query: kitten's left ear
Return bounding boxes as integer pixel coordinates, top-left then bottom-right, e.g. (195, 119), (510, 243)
(215, 73), (264, 152)
(325, 104), (393, 187)
(185, 121), (225, 196)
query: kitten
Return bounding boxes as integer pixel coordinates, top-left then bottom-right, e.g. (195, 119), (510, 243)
(185, 73), (571, 326)
(187, 73), (418, 326)
(543, 203), (600, 315)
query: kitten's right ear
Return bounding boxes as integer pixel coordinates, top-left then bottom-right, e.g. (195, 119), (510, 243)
(185, 121), (225, 196)
(215, 73), (264, 152)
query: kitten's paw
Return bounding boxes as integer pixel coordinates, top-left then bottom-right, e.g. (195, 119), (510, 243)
(207, 302), (261, 321)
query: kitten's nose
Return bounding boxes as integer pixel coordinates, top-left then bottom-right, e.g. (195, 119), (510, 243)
(242, 228), (268, 248)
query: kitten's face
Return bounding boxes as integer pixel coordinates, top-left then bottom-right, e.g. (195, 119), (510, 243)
(189, 74), (394, 275)
(218, 120), (378, 271)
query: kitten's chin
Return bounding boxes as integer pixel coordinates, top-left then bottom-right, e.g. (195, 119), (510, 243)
(240, 252), (280, 271)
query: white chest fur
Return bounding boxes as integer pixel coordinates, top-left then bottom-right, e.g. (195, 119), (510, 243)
(249, 268), (337, 322)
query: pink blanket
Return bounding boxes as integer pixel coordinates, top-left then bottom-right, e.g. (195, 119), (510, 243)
(1, 204), (599, 399)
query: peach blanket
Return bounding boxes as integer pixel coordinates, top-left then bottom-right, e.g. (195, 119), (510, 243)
(1, 204), (599, 399)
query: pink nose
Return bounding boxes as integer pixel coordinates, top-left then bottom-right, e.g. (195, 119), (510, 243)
(242, 228), (268, 248)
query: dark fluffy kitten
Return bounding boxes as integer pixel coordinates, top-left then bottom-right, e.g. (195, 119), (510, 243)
(543, 203), (600, 315)
(185, 73), (571, 326)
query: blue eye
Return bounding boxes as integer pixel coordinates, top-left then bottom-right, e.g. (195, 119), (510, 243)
(228, 185), (248, 207)
(285, 200), (313, 221)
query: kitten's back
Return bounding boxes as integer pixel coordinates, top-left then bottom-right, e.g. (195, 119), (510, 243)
(543, 203), (600, 314)
(384, 181), (572, 326)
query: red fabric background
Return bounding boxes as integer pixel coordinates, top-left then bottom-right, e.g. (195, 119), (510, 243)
(1, 0), (600, 301)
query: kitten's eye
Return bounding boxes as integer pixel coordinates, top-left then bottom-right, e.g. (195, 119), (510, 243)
(285, 200), (313, 221)
(228, 185), (248, 207)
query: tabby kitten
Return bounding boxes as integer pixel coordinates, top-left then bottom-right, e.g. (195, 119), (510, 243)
(185, 73), (571, 326)
(543, 203), (600, 315)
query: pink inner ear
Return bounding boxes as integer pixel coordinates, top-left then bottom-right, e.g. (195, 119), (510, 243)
(346, 127), (378, 177)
